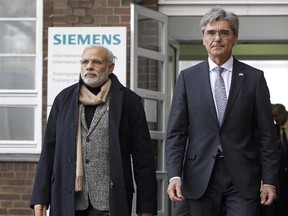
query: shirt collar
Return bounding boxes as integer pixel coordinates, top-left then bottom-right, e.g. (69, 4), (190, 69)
(208, 56), (234, 72)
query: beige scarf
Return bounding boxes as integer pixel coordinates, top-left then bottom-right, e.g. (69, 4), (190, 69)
(75, 78), (111, 192)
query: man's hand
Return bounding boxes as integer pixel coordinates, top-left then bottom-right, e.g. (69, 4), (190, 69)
(34, 204), (47, 216)
(260, 185), (276, 206)
(167, 178), (184, 202)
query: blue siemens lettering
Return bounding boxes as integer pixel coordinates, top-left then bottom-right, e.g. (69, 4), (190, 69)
(78, 35), (90, 44)
(53, 34), (122, 45)
(92, 34), (101, 44)
(68, 34), (76, 44)
(113, 34), (121, 45)
(53, 34), (62, 45)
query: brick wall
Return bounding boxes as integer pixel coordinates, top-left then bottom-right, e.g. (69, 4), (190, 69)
(0, 163), (37, 216)
(0, 0), (158, 215)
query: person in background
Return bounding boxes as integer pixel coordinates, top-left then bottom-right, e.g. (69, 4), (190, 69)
(271, 103), (288, 216)
(166, 7), (279, 216)
(30, 45), (157, 216)
(259, 104), (282, 216)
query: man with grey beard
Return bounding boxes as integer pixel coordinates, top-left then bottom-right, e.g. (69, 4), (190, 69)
(30, 45), (157, 216)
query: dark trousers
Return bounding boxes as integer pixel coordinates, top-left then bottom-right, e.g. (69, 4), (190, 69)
(173, 199), (190, 216)
(75, 202), (109, 216)
(259, 202), (277, 216)
(186, 157), (259, 216)
(277, 168), (288, 216)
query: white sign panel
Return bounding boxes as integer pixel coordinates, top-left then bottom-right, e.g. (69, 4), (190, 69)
(47, 27), (127, 106)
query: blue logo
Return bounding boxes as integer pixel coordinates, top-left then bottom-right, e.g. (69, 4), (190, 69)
(53, 34), (122, 45)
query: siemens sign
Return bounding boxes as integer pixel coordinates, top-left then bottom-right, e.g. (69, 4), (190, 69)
(53, 34), (122, 45)
(47, 27), (127, 108)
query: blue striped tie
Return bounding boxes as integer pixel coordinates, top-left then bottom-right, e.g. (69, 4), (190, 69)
(215, 67), (227, 125)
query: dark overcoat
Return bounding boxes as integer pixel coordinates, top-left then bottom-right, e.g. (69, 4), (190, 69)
(30, 74), (157, 216)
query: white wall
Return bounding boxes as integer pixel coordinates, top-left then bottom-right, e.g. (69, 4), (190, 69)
(244, 60), (288, 108)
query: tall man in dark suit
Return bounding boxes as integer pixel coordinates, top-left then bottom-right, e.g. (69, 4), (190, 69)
(166, 7), (279, 216)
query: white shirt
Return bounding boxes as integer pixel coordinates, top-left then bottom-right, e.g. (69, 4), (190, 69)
(208, 56), (233, 111)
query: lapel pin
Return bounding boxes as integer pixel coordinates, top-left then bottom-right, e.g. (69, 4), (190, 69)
(238, 73), (244, 76)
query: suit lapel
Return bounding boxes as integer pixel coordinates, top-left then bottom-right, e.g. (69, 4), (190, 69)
(223, 59), (246, 124)
(198, 60), (219, 126)
(88, 102), (109, 134)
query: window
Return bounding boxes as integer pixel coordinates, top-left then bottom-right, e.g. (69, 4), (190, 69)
(0, 0), (42, 154)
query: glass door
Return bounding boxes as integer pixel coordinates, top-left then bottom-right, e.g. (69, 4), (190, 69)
(130, 3), (169, 215)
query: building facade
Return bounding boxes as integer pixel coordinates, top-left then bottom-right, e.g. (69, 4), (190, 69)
(0, 1), (157, 215)
(1, 0), (288, 215)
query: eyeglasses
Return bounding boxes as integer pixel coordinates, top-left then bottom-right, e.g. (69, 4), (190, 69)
(80, 58), (106, 66)
(204, 30), (233, 38)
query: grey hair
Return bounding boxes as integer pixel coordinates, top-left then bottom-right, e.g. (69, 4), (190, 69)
(82, 45), (117, 63)
(199, 7), (239, 36)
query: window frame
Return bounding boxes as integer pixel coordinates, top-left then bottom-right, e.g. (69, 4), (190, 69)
(0, 0), (43, 156)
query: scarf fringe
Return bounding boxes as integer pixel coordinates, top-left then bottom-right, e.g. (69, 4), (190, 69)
(75, 175), (84, 192)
